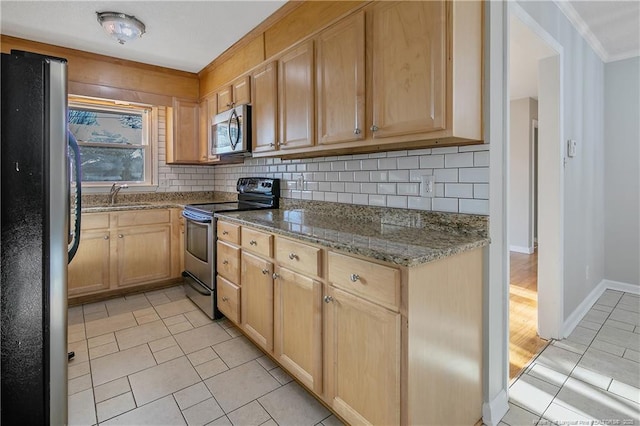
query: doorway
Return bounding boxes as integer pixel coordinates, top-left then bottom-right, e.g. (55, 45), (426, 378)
(507, 6), (564, 379)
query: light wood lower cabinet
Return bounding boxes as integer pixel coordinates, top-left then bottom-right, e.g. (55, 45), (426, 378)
(241, 251), (274, 351)
(68, 209), (182, 298)
(273, 266), (323, 394)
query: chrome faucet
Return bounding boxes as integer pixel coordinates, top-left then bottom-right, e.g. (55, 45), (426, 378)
(108, 183), (128, 205)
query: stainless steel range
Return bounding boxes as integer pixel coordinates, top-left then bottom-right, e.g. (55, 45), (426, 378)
(182, 177), (279, 319)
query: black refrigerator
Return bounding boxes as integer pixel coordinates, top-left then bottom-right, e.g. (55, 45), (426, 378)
(1, 50), (78, 424)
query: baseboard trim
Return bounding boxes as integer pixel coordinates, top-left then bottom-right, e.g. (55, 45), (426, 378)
(482, 390), (509, 426)
(602, 279), (640, 294)
(562, 280), (606, 338)
(509, 245), (534, 254)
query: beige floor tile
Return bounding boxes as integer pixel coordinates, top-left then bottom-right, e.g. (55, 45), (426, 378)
(597, 290), (623, 307)
(164, 314), (189, 326)
(69, 330), (87, 344)
(605, 318), (636, 332)
(530, 345), (581, 375)
(208, 415), (233, 426)
(85, 312), (137, 338)
(228, 401), (271, 426)
(94, 377), (131, 403)
(583, 309), (610, 325)
(164, 285), (187, 301)
(217, 318), (234, 330)
(68, 388), (97, 426)
(269, 367), (293, 385)
(174, 323), (231, 354)
(592, 304), (615, 314)
(182, 398), (225, 425)
(609, 380), (640, 404)
(91, 344), (156, 386)
(154, 345), (185, 364)
(96, 392), (136, 423)
(500, 403), (540, 426)
(258, 382), (329, 426)
(260, 419), (277, 426)
(88, 332), (116, 349)
(195, 358), (229, 380)
(68, 373), (93, 396)
(213, 336), (263, 369)
(623, 348), (640, 363)
(68, 339), (89, 363)
(320, 414), (345, 426)
(129, 356), (201, 406)
(146, 292), (172, 306)
(83, 301), (106, 315)
(136, 312), (161, 325)
(590, 337), (626, 356)
(115, 320), (171, 350)
(68, 306), (84, 325)
(106, 296), (151, 316)
(205, 361), (280, 413)
(101, 394), (186, 425)
(525, 363), (567, 387)
(610, 308), (640, 327)
(132, 307), (156, 318)
(541, 402), (594, 424)
(552, 338), (588, 355)
(174, 382), (212, 410)
(148, 335), (178, 352)
(225, 327), (243, 338)
(509, 374), (559, 416)
(155, 298), (199, 319)
(580, 347), (640, 388)
(185, 309), (213, 328)
(570, 365), (612, 390)
(169, 321), (195, 335)
(256, 355), (278, 371)
(84, 310), (109, 322)
(89, 341), (120, 359)
(188, 347), (219, 366)
(566, 326), (597, 347)
(69, 361), (90, 380)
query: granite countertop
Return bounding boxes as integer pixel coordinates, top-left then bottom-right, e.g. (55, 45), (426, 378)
(80, 191), (236, 213)
(214, 206), (489, 267)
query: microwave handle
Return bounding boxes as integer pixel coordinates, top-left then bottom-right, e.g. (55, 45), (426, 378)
(227, 109), (234, 149)
(229, 108), (241, 150)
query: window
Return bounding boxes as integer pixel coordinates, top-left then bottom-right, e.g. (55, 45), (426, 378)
(68, 97), (154, 186)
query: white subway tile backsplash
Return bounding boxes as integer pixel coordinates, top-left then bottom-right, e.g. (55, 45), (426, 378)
(368, 194), (387, 206)
(408, 196), (432, 211)
(361, 159), (378, 170)
(458, 144), (489, 152)
(353, 171), (370, 182)
(325, 172), (339, 181)
(312, 192), (325, 201)
(352, 193), (368, 205)
(377, 183), (397, 195)
(368, 152), (387, 159)
(397, 156), (419, 169)
(319, 162), (332, 171)
(345, 160), (361, 171)
(387, 195), (408, 208)
(361, 183), (377, 194)
(339, 172), (354, 182)
(445, 183), (473, 198)
(420, 155), (444, 169)
(377, 158), (397, 170)
(330, 182), (345, 192)
(459, 199), (489, 215)
(370, 171), (388, 182)
(331, 161), (345, 171)
(397, 182), (420, 196)
(389, 170), (410, 182)
(474, 151), (490, 166)
(434, 168), (458, 182)
(432, 198), (459, 212)
(318, 182), (331, 191)
(431, 146), (459, 154)
(445, 152), (474, 168)
(434, 183), (445, 197)
(337, 193), (353, 204)
(473, 183), (489, 199)
(324, 192), (338, 202)
(459, 167), (489, 183)
(387, 150), (408, 157)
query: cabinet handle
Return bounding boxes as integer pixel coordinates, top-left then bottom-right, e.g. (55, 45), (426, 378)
(272, 272), (279, 280)
(222, 231), (229, 235)
(354, 128), (361, 135)
(103, 235), (109, 240)
(249, 240), (257, 246)
(288, 253), (298, 260)
(324, 295), (334, 303)
(222, 260), (229, 265)
(370, 125), (379, 132)
(222, 296), (229, 302)
(349, 273), (360, 282)
(118, 234), (124, 239)
(262, 269), (269, 275)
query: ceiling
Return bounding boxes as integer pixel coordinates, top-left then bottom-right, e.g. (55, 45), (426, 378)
(0, 1), (286, 73)
(0, 0), (637, 77)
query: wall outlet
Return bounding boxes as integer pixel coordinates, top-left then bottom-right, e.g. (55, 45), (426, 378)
(567, 139), (577, 157)
(420, 175), (435, 198)
(296, 174), (304, 190)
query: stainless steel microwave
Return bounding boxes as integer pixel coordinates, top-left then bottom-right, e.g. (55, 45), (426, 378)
(210, 104), (251, 157)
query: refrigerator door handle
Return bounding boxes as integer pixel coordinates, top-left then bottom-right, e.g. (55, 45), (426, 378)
(67, 131), (82, 263)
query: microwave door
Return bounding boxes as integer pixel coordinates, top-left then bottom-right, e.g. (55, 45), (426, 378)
(211, 119), (231, 155)
(229, 108), (241, 151)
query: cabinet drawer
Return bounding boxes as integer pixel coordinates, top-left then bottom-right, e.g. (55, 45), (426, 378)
(275, 236), (322, 277)
(328, 251), (400, 311)
(241, 227), (273, 258)
(115, 209), (170, 227)
(217, 275), (240, 324)
(217, 220), (241, 244)
(82, 213), (110, 230)
(217, 241), (241, 283)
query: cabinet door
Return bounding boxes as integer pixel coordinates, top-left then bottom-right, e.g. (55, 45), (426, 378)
(274, 267), (322, 393)
(168, 98), (200, 163)
(217, 85), (233, 113)
(217, 241), (241, 284)
(316, 11), (365, 145)
(68, 230), (111, 296)
(370, 1), (446, 138)
(116, 224), (173, 287)
(199, 94), (216, 162)
(252, 62), (278, 153)
(241, 251), (274, 351)
(279, 41), (315, 150)
(324, 286), (401, 426)
(232, 75), (251, 106)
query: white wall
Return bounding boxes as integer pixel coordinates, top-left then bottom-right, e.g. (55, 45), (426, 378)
(509, 97), (538, 253)
(517, 1), (605, 321)
(604, 57), (640, 286)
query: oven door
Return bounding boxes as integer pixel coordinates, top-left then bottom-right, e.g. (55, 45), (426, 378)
(183, 213), (214, 289)
(210, 104), (250, 156)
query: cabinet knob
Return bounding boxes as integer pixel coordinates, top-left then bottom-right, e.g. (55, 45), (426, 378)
(323, 295), (334, 304)
(272, 272), (279, 280)
(288, 253), (298, 260)
(349, 273), (360, 282)
(370, 125), (379, 132)
(262, 269), (269, 275)
(354, 128), (361, 135)
(222, 296), (228, 302)
(222, 231), (229, 235)
(222, 260), (229, 265)
(103, 235), (109, 240)
(249, 240), (257, 246)
(118, 234), (124, 239)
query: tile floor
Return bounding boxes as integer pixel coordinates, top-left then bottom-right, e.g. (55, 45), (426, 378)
(67, 285), (344, 426)
(505, 290), (640, 425)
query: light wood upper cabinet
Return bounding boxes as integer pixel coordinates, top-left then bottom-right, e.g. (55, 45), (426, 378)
(369, 1), (446, 139)
(252, 62), (279, 153)
(278, 41), (315, 150)
(167, 98), (200, 163)
(324, 286), (401, 426)
(274, 266), (323, 394)
(241, 251), (274, 352)
(217, 75), (251, 113)
(316, 11), (365, 145)
(216, 85), (233, 113)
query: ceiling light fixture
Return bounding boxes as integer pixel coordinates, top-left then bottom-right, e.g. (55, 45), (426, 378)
(96, 11), (145, 45)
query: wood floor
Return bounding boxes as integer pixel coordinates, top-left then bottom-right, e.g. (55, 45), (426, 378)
(509, 250), (548, 379)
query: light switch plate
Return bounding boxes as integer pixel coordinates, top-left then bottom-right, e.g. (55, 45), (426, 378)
(567, 139), (577, 157)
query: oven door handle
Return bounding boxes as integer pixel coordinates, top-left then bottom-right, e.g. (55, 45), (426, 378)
(182, 271), (212, 296)
(182, 210), (212, 223)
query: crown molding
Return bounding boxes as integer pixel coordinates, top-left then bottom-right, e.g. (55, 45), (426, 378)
(553, 0), (609, 62)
